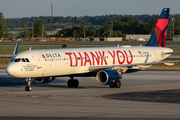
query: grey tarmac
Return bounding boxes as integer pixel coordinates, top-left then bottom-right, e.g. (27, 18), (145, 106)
(0, 69), (180, 119)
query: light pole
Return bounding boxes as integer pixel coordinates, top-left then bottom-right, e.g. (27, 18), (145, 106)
(109, 21), (113, 37)
(172, 19), (174, 41)
(84, 25), (85, 39)
(32, 23), (33, 38)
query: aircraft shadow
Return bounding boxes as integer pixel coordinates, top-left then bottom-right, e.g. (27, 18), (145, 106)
(0, 77), (108, 89)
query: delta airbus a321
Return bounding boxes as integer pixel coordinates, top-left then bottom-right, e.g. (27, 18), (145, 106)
(6, 8), (180, 91)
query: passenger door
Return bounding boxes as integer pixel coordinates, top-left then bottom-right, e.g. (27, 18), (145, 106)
(34, 54), (42, 68)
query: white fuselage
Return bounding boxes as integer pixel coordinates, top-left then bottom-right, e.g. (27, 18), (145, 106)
(6, 46), (173, 78)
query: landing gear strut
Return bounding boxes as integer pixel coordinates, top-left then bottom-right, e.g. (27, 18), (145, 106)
(109, 81), (121, 88)
(67, 77), (79, 88)
(25, 78), (32, 91)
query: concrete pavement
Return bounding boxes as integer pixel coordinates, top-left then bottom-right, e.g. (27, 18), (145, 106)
(0, 69), (180, 119)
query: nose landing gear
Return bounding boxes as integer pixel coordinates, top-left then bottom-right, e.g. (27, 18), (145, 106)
(25, 78), (32, 91)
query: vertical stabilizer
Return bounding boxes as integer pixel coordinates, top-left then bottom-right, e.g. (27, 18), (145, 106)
(145, 8), (170, 47)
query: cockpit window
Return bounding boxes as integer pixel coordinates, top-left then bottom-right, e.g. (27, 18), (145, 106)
(22, 58), (26, 62)
(14, 58), (21, 62)
(14, 58), (30, 62)
(26, 58), (30, 62)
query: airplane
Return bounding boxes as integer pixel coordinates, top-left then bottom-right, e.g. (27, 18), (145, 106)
(6, 8), (180, 91)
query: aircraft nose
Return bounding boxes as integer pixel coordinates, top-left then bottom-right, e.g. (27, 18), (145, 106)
(6, 64), (17, 77)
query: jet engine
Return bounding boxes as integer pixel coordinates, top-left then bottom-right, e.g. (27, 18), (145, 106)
(96, 69), (122, 85)
(34, 77), (55, 83)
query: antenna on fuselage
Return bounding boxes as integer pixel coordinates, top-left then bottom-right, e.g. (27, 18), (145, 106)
(29, 47), (31, 51)
(117, 44), (119, 47)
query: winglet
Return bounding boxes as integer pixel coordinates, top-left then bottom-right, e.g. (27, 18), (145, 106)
(145, 8), (170, 47)
(13, 41), (19, 56)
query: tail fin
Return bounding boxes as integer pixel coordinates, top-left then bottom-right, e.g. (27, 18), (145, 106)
(145, 8), (170, 47)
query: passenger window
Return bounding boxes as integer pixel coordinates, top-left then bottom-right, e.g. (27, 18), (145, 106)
(25, 58), (30, 62)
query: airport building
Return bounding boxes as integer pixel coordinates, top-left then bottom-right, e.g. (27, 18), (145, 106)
(93, 37), (123, 41)
(126, 34), (151, 41)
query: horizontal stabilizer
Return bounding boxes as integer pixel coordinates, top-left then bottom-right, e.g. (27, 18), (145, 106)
(164, 63), (174, 66)
(88, 60), (180, 72)
(163, 51), (180, 54)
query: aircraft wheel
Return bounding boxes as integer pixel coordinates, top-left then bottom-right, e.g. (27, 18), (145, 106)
(25, 86), (32, 91)
(73, 79), (79, 88)
(115, 81), (121, 88)
(109, 84), (115, 88)
(67, 79), (73, 88)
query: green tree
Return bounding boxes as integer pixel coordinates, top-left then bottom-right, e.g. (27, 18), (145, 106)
(173, 18), (180, 35)
(55, 17), (164, 38)
(113, 30), (125, 37)
(23, 22), (30, 38)
(20, 22), (30, 38)
(0, 12), (8, 38)
(19, 27), (23, 38)
(8, 33), (13, 40)
(46, 26), (54, 31)
(34, 18), (47, 37)
(4, 23), (9, 39)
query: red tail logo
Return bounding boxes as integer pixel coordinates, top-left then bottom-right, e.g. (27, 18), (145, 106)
(154, 19), (168, 47)
(145, 8), (169, 47)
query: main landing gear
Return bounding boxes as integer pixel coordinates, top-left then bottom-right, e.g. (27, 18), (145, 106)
(67, 77), (79, 88)
(109, 70), (122, 88)
(25, 78), (32, 91)
(109, 81), (121, 88)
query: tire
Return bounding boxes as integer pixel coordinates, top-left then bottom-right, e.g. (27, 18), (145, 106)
(115, 81), (121, 88)
(73, 79), (79, 88)
(29, 86), (32, 91)
(67, 79), (73, 88)
(109, 84), (115, 88)
(25, 86), (29, 91)
(25, 86), (32, 91)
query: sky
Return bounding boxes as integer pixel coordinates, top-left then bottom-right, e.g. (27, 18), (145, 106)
(0, 0), (180, 18)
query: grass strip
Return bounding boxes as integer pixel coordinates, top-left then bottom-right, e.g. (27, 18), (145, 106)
(0, 47), (62, 54)
(0, 41), (180, 45)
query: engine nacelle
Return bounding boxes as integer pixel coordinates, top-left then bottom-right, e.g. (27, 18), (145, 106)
(96, 69), (122, 85)
(34, 77), (55, 83)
